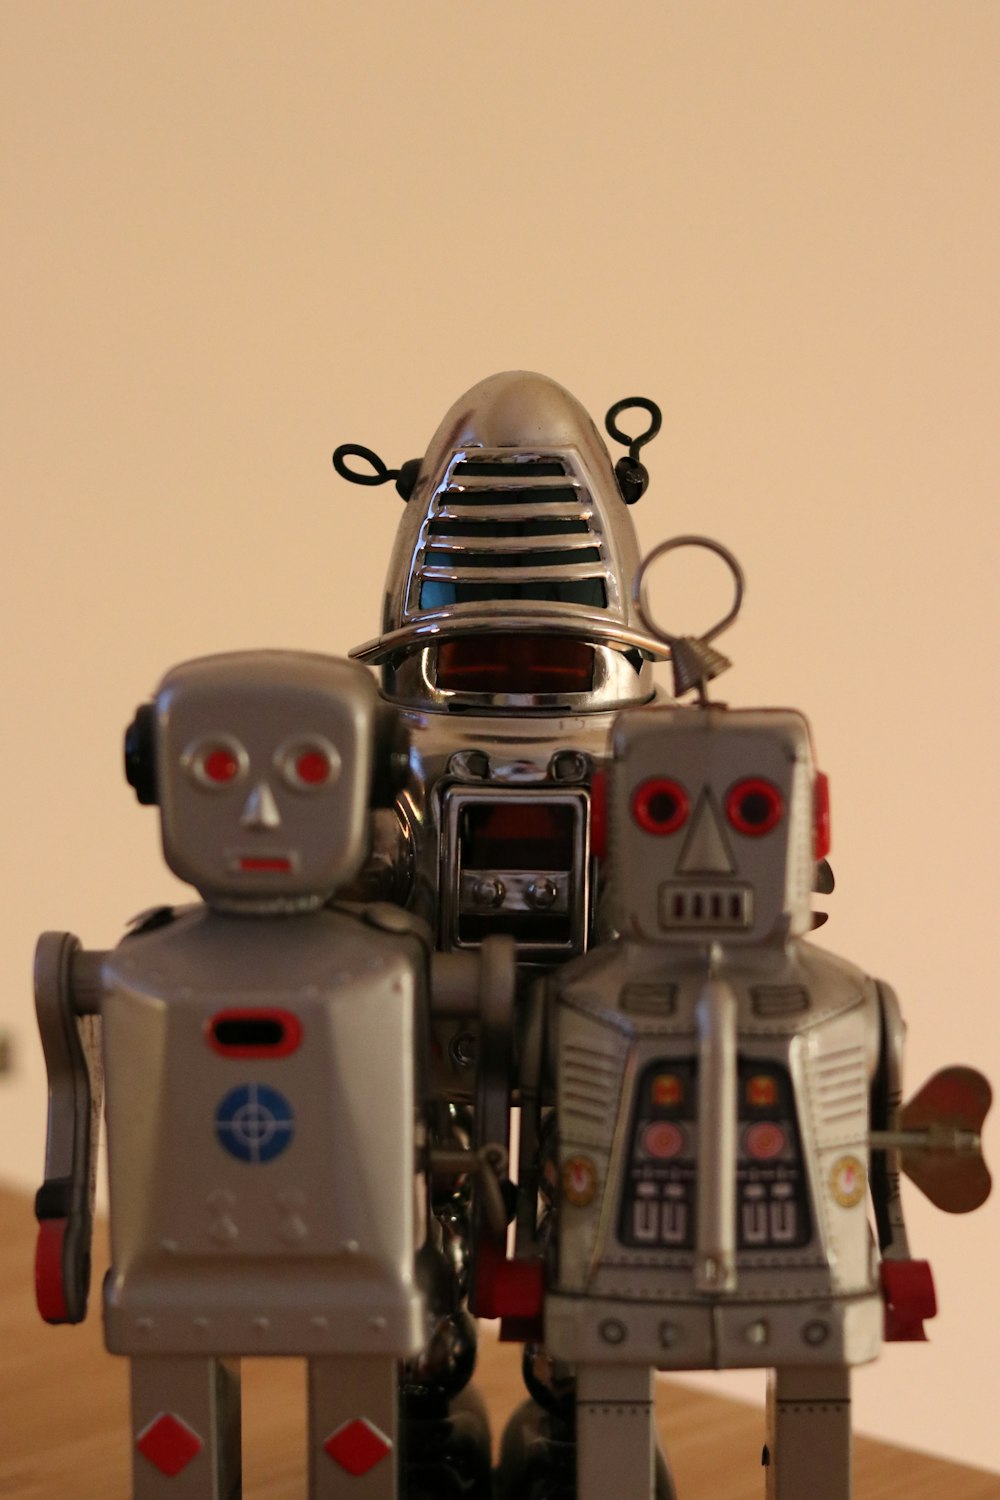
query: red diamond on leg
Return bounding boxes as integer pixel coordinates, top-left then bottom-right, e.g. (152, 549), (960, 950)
(136, 1411), (204, 1477)
(324, 1417), (393, 1476)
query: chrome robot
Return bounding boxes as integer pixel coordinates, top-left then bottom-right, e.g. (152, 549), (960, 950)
(33, 650), (508, 1500)
(515, 541), (992, 1500)
(334, 370), (674, 1489)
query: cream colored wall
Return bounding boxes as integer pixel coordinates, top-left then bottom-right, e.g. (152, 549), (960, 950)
(3, 1), (997, 1473)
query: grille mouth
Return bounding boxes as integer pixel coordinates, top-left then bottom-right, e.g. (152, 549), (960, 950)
(410, 449), (614, 617)
(657, 882), (753, 930)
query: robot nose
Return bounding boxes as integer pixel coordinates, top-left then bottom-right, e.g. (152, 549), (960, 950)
(240, 781), (282, 830)
(678, 795), (734, 875)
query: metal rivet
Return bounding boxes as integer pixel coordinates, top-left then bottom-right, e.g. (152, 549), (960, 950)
(472, 878), (505, 908)
(803, 1320), (830, 1346)
(526, 877), (558, 910)
(550, 751), (589, 783)
(744, 1320), (769, 1346)
(598, 1318), (627, 1346)
(659, 1322), (679, 1348)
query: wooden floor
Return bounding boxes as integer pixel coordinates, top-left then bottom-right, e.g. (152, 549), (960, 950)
(1, 1187), (996, 1499)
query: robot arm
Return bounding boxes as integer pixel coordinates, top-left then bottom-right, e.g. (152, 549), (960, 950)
(34, 932), (104, 1324)
(869, 980), (992, 1340)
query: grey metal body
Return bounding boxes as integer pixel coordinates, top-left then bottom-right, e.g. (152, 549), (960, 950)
(101, 903), (427, 1359)
(545, 937), (884, 1373)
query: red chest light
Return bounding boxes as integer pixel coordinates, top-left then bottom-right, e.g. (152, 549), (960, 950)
(206, 1008), (303, 1058)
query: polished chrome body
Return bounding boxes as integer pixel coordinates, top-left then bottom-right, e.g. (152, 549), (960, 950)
(387, 706), (634, 964)
(347, 372), (667, 966)
(351, 370), (670, 671)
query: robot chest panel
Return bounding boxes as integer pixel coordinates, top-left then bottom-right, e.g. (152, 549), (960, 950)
(618, 1053), (811, 1254)
(102, 963), (416, 1259)
(439, 783), (590, 959)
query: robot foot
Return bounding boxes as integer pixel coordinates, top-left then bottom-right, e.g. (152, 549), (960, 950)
(495, 1395), (575, 1500)
(403, 1383), (493, 1500)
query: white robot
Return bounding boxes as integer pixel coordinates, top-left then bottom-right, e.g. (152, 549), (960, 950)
(34, 650), (512, 1500)
(515, 545), (992, 1500)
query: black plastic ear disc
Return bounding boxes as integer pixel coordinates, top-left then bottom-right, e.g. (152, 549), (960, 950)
(124, 704), (158, 805)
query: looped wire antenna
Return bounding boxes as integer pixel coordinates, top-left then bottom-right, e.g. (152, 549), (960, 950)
(332, 443), (419, 501)
(633, 535), (746, 703)
(604, 397), (663, 505)
(605, 397), (663, 459)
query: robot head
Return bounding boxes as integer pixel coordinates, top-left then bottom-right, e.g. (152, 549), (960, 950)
(347, 371), (669, 713)
(125, 651), (398, 911)
(605, 705), (829, 945)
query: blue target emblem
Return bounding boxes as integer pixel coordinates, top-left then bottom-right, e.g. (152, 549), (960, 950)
(214, 1083), (295, 1164)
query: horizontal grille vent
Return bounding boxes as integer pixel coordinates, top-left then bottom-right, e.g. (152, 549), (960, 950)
(453, 459), (566, 478)
(427, 517), (591, 538)
(752, 985), (810, 1017)
(445, 486), (580, 507)
(811, 1044), (868, 1135)
(561, 1042), (623, 1128)
(425, 548), (601, 570)
(411, 450), (615, 618)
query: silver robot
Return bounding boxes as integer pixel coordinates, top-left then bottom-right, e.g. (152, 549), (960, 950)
(335, 370), (675, 1489)
(519, 547), (992, 1500)
(34, 650), (511, 1500)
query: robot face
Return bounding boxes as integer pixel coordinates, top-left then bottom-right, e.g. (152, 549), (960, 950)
(154, 652), (380, 907)
(351, 371), (668, 711)
(608, 706), (819, 945)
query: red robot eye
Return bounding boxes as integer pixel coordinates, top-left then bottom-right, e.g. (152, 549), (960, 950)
(726, 778), (783, 836)
(632, 778), (689, 835)
(276, 737), (341, 792)
(185, 736), (247, 789)
(203, 747), (239, 784)
(294, 750), (330, 786)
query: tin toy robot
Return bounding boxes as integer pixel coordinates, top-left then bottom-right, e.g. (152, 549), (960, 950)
(33, 649), (512, 1500)
(512, 540), (992, 1500)
(334, 369), (675, 1485)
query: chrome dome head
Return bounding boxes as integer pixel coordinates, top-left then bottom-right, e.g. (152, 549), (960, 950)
(349, 371), (669, 712)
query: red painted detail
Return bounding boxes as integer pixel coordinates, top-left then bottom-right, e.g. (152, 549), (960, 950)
(324, 1418), (393, 1476)
(238, 857), (292, 872)
(745, 1122), (786, 1161)
(814, 771), (831, 860)
(136, 1412), (204, 1477)
(206, 1008), (303, 1058)
(203, 747), (239, 784)
(35, 1217), (69, 1322)
(642, 1121), (685, 1160)
(295, 749), (330, 785)
(725, 778), (783, 836)
(472, 1238), (545, 1321)
(632, 778), (689, 836)
(589, 770), (607, 859)
(880, 1259), (937, 1341)
(499, 1312), (546, 1344)
(435, 635), (595, 695)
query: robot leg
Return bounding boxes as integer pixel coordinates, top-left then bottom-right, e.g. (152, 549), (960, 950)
(130, 1355), (241, 1500)
(307, 1356), (400, 1500)
(576, 1365), (657, 1500)
(764, 1366), (852, 1500)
